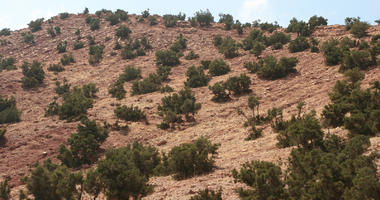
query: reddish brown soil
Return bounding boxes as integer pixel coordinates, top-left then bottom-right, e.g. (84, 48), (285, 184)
(0, 13), (379, 199)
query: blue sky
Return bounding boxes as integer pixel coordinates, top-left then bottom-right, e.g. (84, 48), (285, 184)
(1, 0), (379, 30)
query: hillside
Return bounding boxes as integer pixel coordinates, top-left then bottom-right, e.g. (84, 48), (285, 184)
(0, 11), (379, 199)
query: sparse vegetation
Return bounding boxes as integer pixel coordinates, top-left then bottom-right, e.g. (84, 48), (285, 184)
(89, 44), (105, 65)
(114, 105), (146, 122)
(60, 53), (75, 65)
(56, 41), (67, 53)
(47, 63), (64, 72)
(185, 66), (210, 88)
(115, 25), (131, 39)
(190, 188), (222, 200)
(21, 31), (34, 43)
(73, 40), (84, 50)
(223, 73), (251, 95)
(208, 59), (230, 76)
(0, 28), (11, 36)
(0, 96), (21, 124)
(59, 12), (69, 20)
(194, 9), (214, 27)
(21, 61), (45, 88)
(185, 50), (200, 60)
(289, 36), (310, 53)
(345, 17), (370, 38)
(155, 49), (180, 66)
(214, 36), (239, 58)
(28, 18), (44, 32)
(0, 56), (16, 71)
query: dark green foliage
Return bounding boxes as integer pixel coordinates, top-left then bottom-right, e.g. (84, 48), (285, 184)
(272, 42), (283, 50)
(47, 27), (56, 37)
(224, 73), (251, 95)
(141, 9), (150, 18)
(158, 87), (201, 129)
(185, 50), (200, 60)
(350, 20), (370, 38)
(83, 7), (89, 14)
(322, 69), (380, 136)
(0, 128), (6, 141)
(289, 36), (310, 53)
(28, 18), (44, 32)
(113, 41), (122, 50)
(95, 9), (112, 17)
(0, 28), (11, 36)
(0, 56), (16, 71)
(58, 120), (108, 168)
(209, 82), (231, 103)
(167, 137), (219, 179)
(200, 60), (211, 69)
(215, 36), (239, 58)
(252, 20), (280, 33)
(83, 169), (102, 200)
(73, 40), (84, 50)
(21, 61), (45, 88)
(114, 105), (146, 122)
(213, 35), (223, 47)
(286, 18), (312, 36)
(308, 15), (328, 30)
(115, 25), (131, 39)
(250, 42), (266, 57)
(243, 61), (259, 73)
(60, 53), (75, 65)
(95, 142), (160, 199)
(254, 56), (298, 80)
(82, 83), (98, 99)
(119, 65), (142, 82)
(89, 18), (100, 31)
(233, 21), (243, 35)
(0, 96), (21, 124)
(309, 37), (319, 52)
(190, 188), (223, 200)
(141, 37), (152, 49)
(219, 13), (234, 30)
(21, 31), (34, 43)
(87, 35), (95, 45)
(55, 79), (70, 96)
(163, 14), (179, 27)
(371, 34), (380, 44)
(106, 13), (120, 26)
(156, 65), (171, 81)
(59, 12), (69, 20)
(47, 63), (64, 72)
(89, 44), (104, 65)
(148, 16), (157, 25)
(0, 177), (10, 200)
(160, 85), (174, 93)
(266, 31), (290, 46)
(322, 39), (344, 66)
(56, 41), (67, 53)
(185, 66), (210, 88)
(170, 34), (187, 52)
(131, 73), (162, 95)
(208, 59), (230, 76)
(155, 49), (180, 66)
(85, 16), (93, 24)
(115, 9), (128, 21)
(194, 9), (214, 27)
(108, 82), (126, 100)
(340, 50), (372, 72)
(232, 160), (287, 200)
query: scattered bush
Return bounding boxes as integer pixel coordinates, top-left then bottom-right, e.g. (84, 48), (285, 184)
(340, 50), (372, 72)
(163, 14), (179, 27)
(0, 57), (16, 71)
(266, 31), (290, 46)
(131, 73), (162, 95)
(213, 35), (223, 47)
(0, 96), (21, 124)
(350, 20), (370, 38)
(28, 18), (44, 32)
(185, 66), (210, 88)
(108, 82), (126, 100)
(155, 49), (180, 66)
(59, 12), (69, 20)
(47, 27), (56, 37)
(148, 16), (157, 25)
(190, 188), (222, 200)
(286, 18), (311, 36)
(185, 50), (200, 60)
(47, 63), (64, 72)
(89, 44), (105, 65)
(21, 61), (45, 88)
(0, 177), (10, 200)
(115, 9), (128, 21)
(170, 34), (187, 52)
(167, 137), (219, 179)
(208, 59), (230, 76)
(160, 85), (174, 93)
(21, 31), (34, 43)
(209, 82), (231, 103)
(56, 41), (67, 53)
(194, 9), (214, 27)
(119, 65), (142, 82)
(223, 73), (251, 95)
(60, 53), (75, 65)
(243, 61), (259, 73)
(114, 105), (146, 122)
(58, 120), (108, 168)
(89, 18), (100, 31)
(158, 87), (201, 129)
(73, 40), (84, 50)
(106, 13), (120, 26)
(215, 36), (239, 58)
(115, 25), (131, 39)
(219, 13), (234, 30)
(252, 20), (281, 33)
(54, 79), (70, 96)
(322, 39), (344, 66)
(289, 36), (310, 53)
(200, 60), (211, 69)
(308, 15), (328, 30)
(254, 56), (298, 80)
(0, 28), (11, 36)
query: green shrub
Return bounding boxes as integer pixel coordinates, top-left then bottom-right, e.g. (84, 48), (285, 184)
(350, 20), (370, 38)
(217, 36), (239, 58)
(89, 18), (100, 31)
(340, 50), (372, 72)
(232, 160), (287, 200)
(87, 35), (95, 45)
(21, 31), (34, 43)
(194, 9), (214, 27)
(219, 13), (234, 30)
(25, 160), (83, 200)
(233, 21), (243, 35)
(73, 40), (84, 50)
(115, 9), (128, 21)
(250, 42), (266, 57)
(106, 13), (120, 25)
(28, 18), (44, 32)
(224, 73), (251, 95)
(158, 87), (201, 128)
(308, 15), (328, 29)
(200, 60), (211, 69)
(131, 74), (162, 95)
(0, 96), (21, 124)
(115, 25), (131, 39)
(148, 16), (157, 25)
(89, 45), (104, 65)
(58, 120), (108, 168)
(156, 65), (171, 81)
(59, 12), (69, 20)
(119, 65), (142, 82)
(345, 17), (361, 30)
(185, 66), (210, 88)
(114, 105), (146, 122)
(322, 39), (344, 66)
(47, 27), (56, 37)
(255, 56), (298, 80)
(163, 14), (179, 27)
(0, 177), (10, 200)
(85, 16), (93, 24)
(60, 53), (75, 65)
(289, 36), (310, 53)
(47, 63), (64, 72)
(55, 79), (70, 96)
(266, 32), (290, 46)
(242, 29), (265, 51)
(209, 82), (230, 103)
(185, 50), (200, 60)
(208, 59), (230, 76)
(0, 57), (16, 71)
(108, 82), (126, 100)
(155, 50), (180, 66)
(170, 34), (187, 52)
(21, 61), (45, 88)
(213, 35), (223, 47)
(141, 37), (152, 49)
(95, 9), (112, 17)
(56, 41), (67, 53)
(160, 85), (174, 93)
(167, 137), (219, 179)
(0, 28), (11, 36)
(82, 83), (98, 98)
(272, 43), (283, 50)
(286, 18), (311, 36)
(190, 188), (222, 200)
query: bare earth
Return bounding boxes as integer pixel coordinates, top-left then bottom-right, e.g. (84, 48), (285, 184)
(0, 14), (379, 199)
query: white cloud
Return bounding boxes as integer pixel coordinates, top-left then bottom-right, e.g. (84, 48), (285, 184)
(238, 0), (274, 23)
